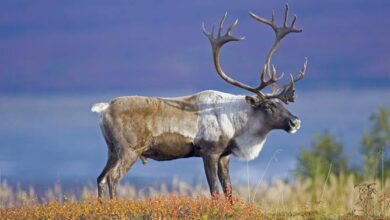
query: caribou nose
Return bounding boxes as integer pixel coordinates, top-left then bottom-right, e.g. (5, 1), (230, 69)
(289, 118), (301, 128)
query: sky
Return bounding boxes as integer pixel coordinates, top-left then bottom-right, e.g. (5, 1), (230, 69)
(0, 1), (389, 190)
(0, 0), (389, 93)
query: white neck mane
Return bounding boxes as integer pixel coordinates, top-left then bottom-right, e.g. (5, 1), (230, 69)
(233, 136), (267, 161)
(194, 90), (269, 161)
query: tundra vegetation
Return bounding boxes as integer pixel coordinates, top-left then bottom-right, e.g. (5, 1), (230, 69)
(1, 107), (389, 219)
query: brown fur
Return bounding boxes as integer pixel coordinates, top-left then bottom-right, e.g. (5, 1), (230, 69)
(97, 95), (201, 198)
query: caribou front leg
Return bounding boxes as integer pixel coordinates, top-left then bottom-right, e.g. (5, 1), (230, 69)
(218, 155), (232, 203)
(202, 154), (220, 197)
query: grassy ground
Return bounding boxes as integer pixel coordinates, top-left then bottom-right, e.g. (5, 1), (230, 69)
(1, 175), (389, 219)
(1, 196), (263, 219)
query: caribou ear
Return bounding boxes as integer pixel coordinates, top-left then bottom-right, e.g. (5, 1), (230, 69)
(245, 96), (261, 107)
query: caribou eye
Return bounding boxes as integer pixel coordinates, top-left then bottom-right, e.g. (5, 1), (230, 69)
(263, 103), (272, 111)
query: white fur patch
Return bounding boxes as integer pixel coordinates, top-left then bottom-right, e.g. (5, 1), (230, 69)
(233, 136), (266, 161)
(194, 90), (250, 144)
(91, 102), (109, 114)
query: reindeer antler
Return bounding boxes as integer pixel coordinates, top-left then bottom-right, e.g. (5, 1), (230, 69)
(203, 4), (307, 103)
(250, 4), (307, 103)
(202, 13), (265, 97)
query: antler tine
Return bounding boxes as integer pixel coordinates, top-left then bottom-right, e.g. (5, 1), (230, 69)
(203, 13), (265, 97)
(202, 23), (212, 40)
(291, 15), (297, 28)
(292, 57), (308, 82)
(227, 19), (239, 36)
(257, 64), (284, 91)
(248, 11), (276, 31)
(218, 12), (228, 38)
(210, 25), (215, 37)
(271, 10), (275, 23)
(283, 4), (289, 28)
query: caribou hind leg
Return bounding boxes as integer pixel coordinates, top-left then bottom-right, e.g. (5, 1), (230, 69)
(97, 113), (142, 199)
(97, 141), (118, 199)
(97, 163), (111, 198)
(106, 148), (139, 199)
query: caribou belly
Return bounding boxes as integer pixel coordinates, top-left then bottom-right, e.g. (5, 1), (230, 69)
(142, 133), (197, 161)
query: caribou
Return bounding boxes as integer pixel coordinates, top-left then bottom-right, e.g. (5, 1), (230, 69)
(92, 4), (307, 201)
